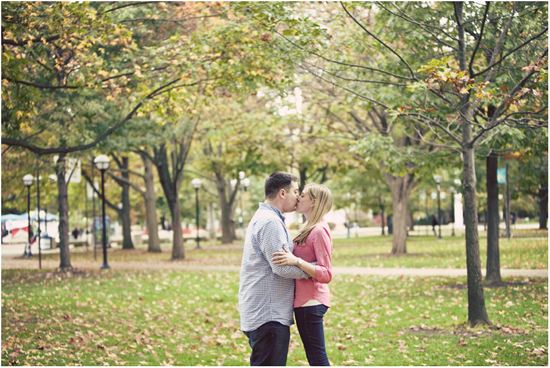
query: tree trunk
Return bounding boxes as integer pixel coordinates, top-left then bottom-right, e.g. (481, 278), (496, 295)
(56, 153), (71, 269)
(142, 153), (161, 252)
(216, 176), (234, 244)
(299, 166), (307, 193)
(408, 202), (414, 231)
(486, 153), (502, 285)
(463, 145), (491, 326)
(169, 199), (184, 258)
(120, 157), (134, 250)
(384, 172), (414, 254)
(455, 1), (491, 327)
(539, 173), (548, 230)
(154, 144), (186, 259)
(380, 203), (386, 236)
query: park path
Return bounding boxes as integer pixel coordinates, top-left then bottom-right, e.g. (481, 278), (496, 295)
(1, 257), (547, 278)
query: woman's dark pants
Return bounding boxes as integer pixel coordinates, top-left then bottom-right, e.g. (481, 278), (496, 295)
(244, 321), (290, 366)
(294, 304), (330, 366)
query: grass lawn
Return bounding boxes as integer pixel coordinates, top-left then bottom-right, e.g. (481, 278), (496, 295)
(1, 269), (548, 366)
(36, 230), (548, 270)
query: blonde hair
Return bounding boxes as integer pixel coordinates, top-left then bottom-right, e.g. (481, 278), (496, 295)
(294, 183), (333, 245)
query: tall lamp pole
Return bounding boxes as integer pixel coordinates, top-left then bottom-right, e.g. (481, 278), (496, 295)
(191, 178), (202, 249)
(23, 174), (34, 258)
(433, 174), (443, 240)
(419, 191), (427, 236)
(94, 155), (110, 270)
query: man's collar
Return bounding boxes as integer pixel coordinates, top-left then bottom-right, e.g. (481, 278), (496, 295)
(259, 202), (286, 221)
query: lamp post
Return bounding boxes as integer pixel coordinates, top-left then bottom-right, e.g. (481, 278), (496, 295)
(94, 155), (110, 270)
(433, 174), (443, 239)
(450, 186), (456, 236)
(419, 191), (427, 236)
(191, 178), (202, 249)
(23, 174), (34, 258)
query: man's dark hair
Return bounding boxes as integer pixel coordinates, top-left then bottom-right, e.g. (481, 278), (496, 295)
(265, 171), (298, 200)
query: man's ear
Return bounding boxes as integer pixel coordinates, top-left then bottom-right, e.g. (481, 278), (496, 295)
(279, 188), (286, 198)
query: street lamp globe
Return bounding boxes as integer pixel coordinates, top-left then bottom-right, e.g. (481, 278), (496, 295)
(191, 178), (202, 189)
(433, 174), (443, 184)
(23, 174), (34, 187)
(94, 155), (110, 171)
(239, 171), (245, 180)
(243, 178), (250, 190)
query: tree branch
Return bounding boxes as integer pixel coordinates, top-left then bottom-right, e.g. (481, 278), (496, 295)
(107, 171), (146, 196)
(2, 77), (209, 154)
(340, 1), (416, 80)
(2, 76), (79, 89)
(474, 27), (548, 78)
(468, 2), (490, 77)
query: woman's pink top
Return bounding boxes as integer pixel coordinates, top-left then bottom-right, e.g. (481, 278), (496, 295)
(293, 221), (333, 308)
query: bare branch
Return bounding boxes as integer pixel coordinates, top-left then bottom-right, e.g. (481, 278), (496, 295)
(2, 76), (79, 89)
(107, 171), (146, 196)
(340, 2), (417, 80)
(468, 2), (490, 77)
(474, 27), (548, 79)
(2, 35), (60, 47)
(378, 2), (458, 50)
(102, 2), (158, 14)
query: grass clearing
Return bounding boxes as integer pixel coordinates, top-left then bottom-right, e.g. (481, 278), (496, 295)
(1, 269), (547, 366)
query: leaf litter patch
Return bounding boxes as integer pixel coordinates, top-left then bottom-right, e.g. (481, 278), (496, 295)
(437, 280), (540, 290)
(403, 324), (494, 338)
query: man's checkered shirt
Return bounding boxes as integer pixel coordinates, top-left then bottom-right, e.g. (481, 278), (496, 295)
(238, 203), (310, 332)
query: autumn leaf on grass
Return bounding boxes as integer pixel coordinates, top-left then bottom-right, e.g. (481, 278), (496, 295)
(457, 338), (467, 346)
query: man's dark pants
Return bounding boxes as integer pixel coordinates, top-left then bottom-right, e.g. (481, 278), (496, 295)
(244, 321), (290, 366)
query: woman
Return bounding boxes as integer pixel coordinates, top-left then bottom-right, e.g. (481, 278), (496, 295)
(272, 183), (333, 366)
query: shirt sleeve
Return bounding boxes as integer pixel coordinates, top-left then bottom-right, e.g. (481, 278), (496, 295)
(258, 219), (310, 279)
(310, 225), (333, 284)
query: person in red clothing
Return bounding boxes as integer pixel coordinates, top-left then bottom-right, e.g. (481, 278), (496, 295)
(272, 183), (333, 366)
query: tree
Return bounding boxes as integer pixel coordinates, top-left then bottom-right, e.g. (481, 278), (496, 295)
(241, 1), (547, 327)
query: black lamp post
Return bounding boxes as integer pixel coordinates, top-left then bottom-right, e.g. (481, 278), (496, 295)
(450, 186), (456, 236)
(433, 174), (443, 239)
(94, 154), (110, 270)
(191, 178), (202, 249)
(23, 174), (34, 258)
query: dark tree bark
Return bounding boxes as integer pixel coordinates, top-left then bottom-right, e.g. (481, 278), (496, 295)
(383, 169), (415, 254)
(539, 173), (548, 230)
(141, 153), (161, 252)
(154, 143), (187, 259)
(455, 1), (491, 327)
(214, 172), (239, 244)
(111, 154), (134, 250)
(485, 153), (502, 285)
(55, 153), (72, 269)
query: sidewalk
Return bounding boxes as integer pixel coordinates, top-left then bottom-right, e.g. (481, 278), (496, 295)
(2, 257), (547, 278)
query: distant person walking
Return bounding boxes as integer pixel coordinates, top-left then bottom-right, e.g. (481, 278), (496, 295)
(431, 215), (438, 236)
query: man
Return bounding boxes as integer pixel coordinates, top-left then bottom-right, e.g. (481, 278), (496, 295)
(238, 171), (310, 366)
